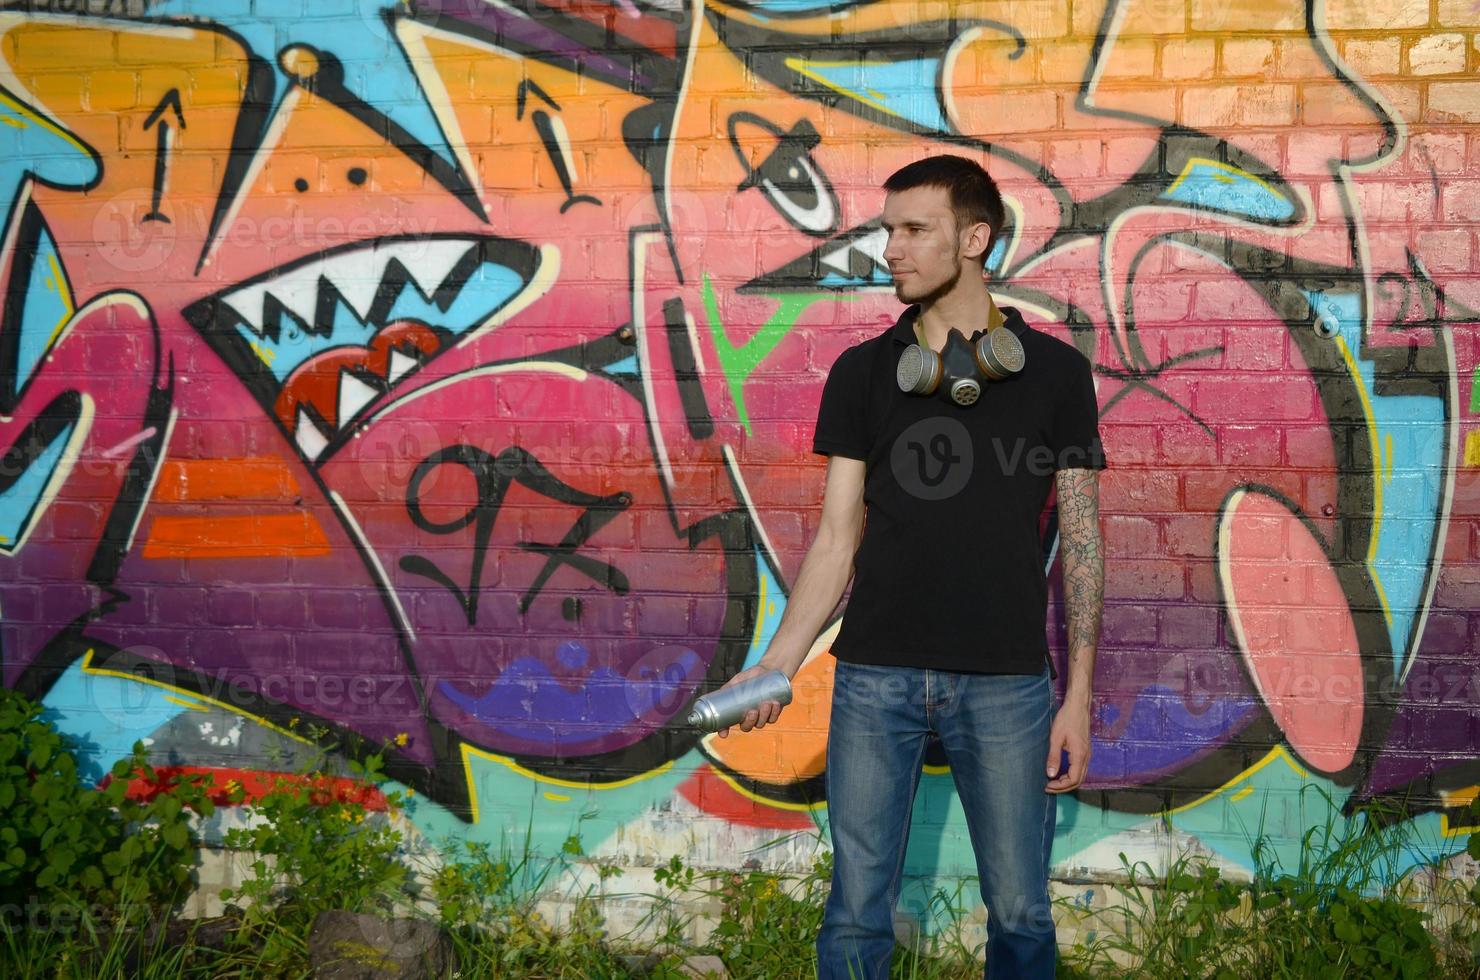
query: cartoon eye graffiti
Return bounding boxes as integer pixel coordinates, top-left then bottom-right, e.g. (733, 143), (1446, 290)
(727, 112), (839, 237)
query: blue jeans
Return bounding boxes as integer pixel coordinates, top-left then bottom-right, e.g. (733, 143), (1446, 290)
(816, 661), (1057, 980)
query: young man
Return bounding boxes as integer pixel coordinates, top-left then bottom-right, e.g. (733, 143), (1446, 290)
(715, 154), (1105, 979)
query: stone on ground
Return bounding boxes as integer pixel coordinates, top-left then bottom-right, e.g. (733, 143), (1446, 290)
(307, 910), (453, 979)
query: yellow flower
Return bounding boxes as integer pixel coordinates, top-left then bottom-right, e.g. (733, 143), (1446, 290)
(393, 732), (409, 747)
(222, 778), (242, 795)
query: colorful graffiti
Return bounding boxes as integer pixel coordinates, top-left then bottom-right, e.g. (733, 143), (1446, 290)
(2, 0), (1478, 915)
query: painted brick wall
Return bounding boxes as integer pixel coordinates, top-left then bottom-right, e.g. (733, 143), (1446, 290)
(1, 0), (1478, 919)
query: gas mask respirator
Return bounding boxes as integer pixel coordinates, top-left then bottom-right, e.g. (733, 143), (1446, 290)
(895, 325), (1025, 407)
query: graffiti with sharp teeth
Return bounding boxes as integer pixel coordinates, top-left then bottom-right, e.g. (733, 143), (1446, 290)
(182, 235), (547, 462)
(1, 0), (1478, 913)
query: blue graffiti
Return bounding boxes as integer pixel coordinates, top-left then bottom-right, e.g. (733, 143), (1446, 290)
(1303, 289), (1447, 672)
(12, 218), (72, 394)
(735, 0), (873, 13)
(150, 1), (459, 171)
(1093, 684), (1262, 781)
(741, 549), (787, 670)
(603, 354), (638, 376)
(438, 642), (705, 746)
(39, 654), (192, 783)
(0, 87), (99, 258)
(1161, 160), (1295, 222)
(0, 419), (76, 551)
(790, 57), (949, 133)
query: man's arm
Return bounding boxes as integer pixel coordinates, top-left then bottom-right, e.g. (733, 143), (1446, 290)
(716, 455), (866, 738)
(1045, 465), (1103, 792)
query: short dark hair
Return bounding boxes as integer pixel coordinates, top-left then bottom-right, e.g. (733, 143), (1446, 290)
(882, 155), (1006, 267)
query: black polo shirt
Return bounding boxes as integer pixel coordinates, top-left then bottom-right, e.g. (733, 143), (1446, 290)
(812, 304), (1105, 674)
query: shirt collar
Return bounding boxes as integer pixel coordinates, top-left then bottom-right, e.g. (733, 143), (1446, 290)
(890, 303), (1030, 346)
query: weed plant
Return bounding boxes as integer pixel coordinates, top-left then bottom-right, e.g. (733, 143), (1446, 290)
(1061, 788), (1480, 979)
(0, 688), (211, 915)
(642, 846), (994, 979)
(428, 827), (636, 977)
(206, 725), (420, 975)
(0, 687), (215, 978)
(4, 682), (1480, 978)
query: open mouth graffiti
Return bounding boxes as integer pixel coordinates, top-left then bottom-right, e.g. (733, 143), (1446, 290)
(737, 220), (892, 294)
(735, 215), (1012, 294)
(183, 234), (543, 463)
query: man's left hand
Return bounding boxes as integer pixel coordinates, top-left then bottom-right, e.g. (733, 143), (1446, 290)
(1045, 699), (1091, 794)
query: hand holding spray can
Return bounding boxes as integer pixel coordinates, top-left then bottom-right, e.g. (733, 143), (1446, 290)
(686, 669), (793, 733)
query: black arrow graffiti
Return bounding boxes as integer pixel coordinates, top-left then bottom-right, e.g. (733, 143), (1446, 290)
(142, 89), (185, 224)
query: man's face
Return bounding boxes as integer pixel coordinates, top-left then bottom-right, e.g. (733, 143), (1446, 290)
(881, 185), (978, 306)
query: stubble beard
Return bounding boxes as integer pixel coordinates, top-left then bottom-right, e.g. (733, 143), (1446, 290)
(894, 254), (965, 308)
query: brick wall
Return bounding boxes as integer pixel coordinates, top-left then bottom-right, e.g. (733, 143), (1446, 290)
(0, 0), (1477, 919)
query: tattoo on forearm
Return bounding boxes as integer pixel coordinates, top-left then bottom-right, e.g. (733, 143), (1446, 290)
(1056, 468), (1103, 674)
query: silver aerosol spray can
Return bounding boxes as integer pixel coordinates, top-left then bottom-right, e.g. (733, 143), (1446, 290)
(686, 669), (793, 732)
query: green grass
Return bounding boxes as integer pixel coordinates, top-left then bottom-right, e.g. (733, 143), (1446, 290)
(1057, 789), (1480, 979)
(3, 701), (1478, 979)
(4, 828), (1477, 979)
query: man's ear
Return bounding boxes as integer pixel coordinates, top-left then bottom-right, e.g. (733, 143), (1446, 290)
(960, 220), (993, 264)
